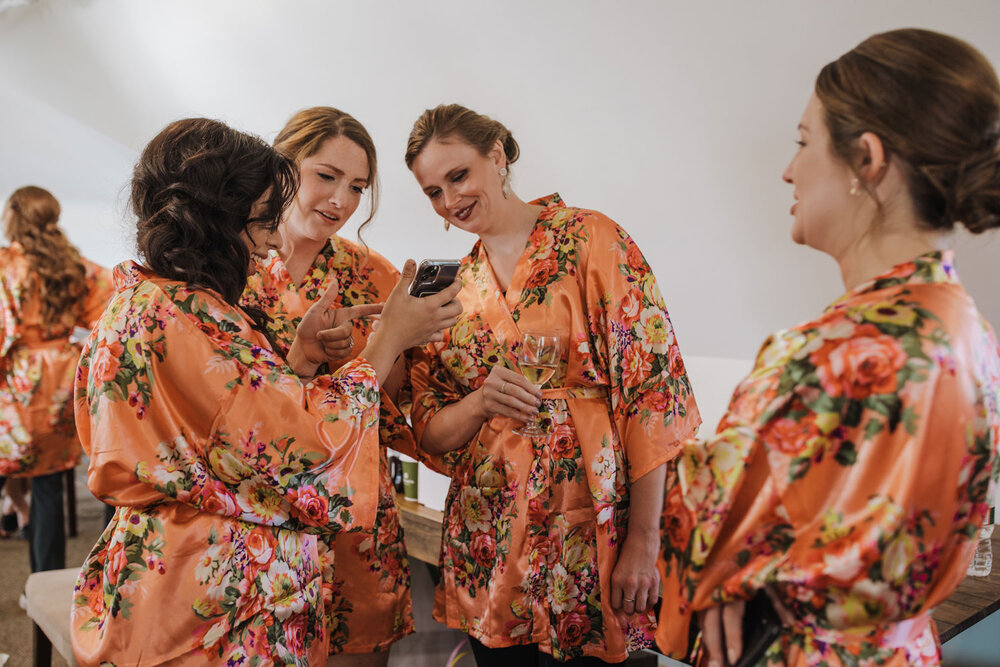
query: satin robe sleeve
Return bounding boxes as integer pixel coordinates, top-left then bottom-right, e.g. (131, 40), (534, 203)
(78, 281), (380, 535)
(409, 338), (470, 475)
(584, 218), (701, 481)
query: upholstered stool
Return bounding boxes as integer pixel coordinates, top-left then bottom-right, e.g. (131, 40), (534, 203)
(24, 567), (78, 667)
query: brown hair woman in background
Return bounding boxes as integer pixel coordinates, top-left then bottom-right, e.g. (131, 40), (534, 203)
(0, 186), (112, 572)
(657, 28), (1000, 667)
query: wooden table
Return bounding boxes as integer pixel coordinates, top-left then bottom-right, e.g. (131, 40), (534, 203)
(932, 531), (1000, 642)
(398, 497), (1000, 644)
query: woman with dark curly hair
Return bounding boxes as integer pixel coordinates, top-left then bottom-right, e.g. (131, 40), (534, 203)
(0, 185), (112, 571)
(70, 118), (461, 666)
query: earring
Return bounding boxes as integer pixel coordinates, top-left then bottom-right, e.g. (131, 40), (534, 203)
(499, 166), (511, 199)
(443, 219), (451, 231)
(849, 178), (860, 196)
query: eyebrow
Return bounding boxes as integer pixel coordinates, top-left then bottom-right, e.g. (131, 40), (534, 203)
(422, 165), (466, 194)
(316, 162), (368, 185)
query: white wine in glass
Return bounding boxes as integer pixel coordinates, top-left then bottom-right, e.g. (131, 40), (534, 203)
(512, 331), (561, 437)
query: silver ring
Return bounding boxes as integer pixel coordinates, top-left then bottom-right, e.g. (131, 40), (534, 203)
(500, 381), (508, 394)
(624, 597), (635, 603)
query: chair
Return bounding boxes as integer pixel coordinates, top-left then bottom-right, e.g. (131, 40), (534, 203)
(23, 567), (78, 667)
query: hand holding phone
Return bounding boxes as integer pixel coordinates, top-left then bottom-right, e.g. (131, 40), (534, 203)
(409, 259), (461, 297)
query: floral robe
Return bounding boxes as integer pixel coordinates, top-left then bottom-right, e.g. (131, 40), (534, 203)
(0, 242), (111, 477)
(657, 251), (1000, 666)
(242, 236), (414, 653)
(411, 194), (701, 662)
(72, 261), (381, 666)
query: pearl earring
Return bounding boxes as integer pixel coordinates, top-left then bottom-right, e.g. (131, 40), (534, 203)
(443, 219), (450, 231)
(849, 178), (860, 196)
(499, 166), (511, 199)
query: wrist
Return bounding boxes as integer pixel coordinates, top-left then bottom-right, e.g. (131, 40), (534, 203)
(287, 341), (320, 378)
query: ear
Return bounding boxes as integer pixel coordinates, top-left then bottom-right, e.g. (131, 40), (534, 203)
(489, 140), (506, 169)
(855, 132), (887, 184)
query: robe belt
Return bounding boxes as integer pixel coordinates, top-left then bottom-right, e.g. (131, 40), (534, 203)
(539, 387), (608, 400)
(786, 611), (933, 649)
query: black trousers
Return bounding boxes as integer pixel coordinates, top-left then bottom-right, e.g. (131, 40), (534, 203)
(468, 636), (624, 667)
(0, 471), (66, 572)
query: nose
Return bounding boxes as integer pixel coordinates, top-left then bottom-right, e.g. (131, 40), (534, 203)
(442, 186), (459, 211)
(782, 157), (794, 184)
(328, 182), (346, 208)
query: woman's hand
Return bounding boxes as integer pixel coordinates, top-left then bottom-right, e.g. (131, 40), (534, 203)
(475, 366), (541, 423)
(287, 279), (382, 377)
(699, 601), (745, 667)
(359, 260), (463, 382)
(610, 525), (660, 616)
(377, 259), (463, 349)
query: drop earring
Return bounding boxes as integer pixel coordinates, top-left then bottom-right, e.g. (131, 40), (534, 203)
(849, 178), (860, 196)
(499, 166), (511, 199)
(443, 219), (450, 231)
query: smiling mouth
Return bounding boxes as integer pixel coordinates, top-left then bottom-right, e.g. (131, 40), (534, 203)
(317, 210), (340, 223)
(455, 202), (475, 221)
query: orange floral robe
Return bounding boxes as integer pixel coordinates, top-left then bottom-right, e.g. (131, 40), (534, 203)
(72, 261), (381, 666)
(411, 194), (701, 662)
(0, 241), (111, 477)
(657, 251), (1000, 666)
(243, 236), (415, 653)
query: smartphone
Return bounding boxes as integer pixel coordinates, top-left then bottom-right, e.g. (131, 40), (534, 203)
(409, 259), (461, 297)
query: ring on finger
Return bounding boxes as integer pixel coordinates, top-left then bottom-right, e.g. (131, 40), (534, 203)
(624, 597), (636, 603)
(500, 381), (508, 394)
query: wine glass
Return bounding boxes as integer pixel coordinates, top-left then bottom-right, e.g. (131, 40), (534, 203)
(511, 331), (561, 437)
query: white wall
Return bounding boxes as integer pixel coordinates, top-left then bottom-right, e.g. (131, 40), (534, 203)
(1, 0), (999, 362)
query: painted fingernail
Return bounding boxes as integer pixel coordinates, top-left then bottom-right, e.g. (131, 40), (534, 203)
(728, 648), (740, 664)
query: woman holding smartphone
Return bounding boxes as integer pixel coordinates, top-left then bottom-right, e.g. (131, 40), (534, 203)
(241, 107), (448, 665)
(405, 104), (701, 665)
(72, 117), (460, 665)
(657, 29), (1000, 667)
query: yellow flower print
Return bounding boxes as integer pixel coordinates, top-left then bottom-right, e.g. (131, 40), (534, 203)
(441, 348), (479, 382)
(814, 412), (840, 435)
(883, 533), (915, 584)
(452, 318), (477, 347)
(861, 302), (918, 327)
(637, 306), (674, 354)
(460, 487), (493, 533)
(208, 448), (254, 486)
(547, 563), (580, 614)
(817, 508), (852, 545)
(237, 480), (290, 525)
(260, 560), (305, 620)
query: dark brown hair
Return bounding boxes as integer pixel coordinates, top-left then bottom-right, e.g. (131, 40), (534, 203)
(4, 186), (86, 329)
(274, 107), (380, 239)
(817, 28), (1000, 233)
(133, 118), (297, 307)
(404, 103), (520, 171)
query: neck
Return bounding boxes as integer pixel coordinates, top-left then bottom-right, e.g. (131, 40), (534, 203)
(478, 194), (542, 259)
(280, 224), (331, 282)
(835, 226), (949, 292)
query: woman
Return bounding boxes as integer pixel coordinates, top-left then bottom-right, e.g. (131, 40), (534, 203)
(405, 104), (701, 665)
(0, 185), (112, 571)
(71, 118), (461, 665)
(657, 29), (1000, 667)
(242, 106), (419, 665)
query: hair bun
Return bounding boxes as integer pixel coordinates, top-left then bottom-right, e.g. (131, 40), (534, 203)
(950, 133), (1000, 234)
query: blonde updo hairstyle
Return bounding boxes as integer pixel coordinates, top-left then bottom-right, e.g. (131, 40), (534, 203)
(3, 186), (87, 330)
(817, 28), (1000, 233)
(274, 107), (380, 238)
(404, 104), (520, 186)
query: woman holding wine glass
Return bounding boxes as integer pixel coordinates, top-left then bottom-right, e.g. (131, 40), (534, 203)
(405, 104), (702, 665)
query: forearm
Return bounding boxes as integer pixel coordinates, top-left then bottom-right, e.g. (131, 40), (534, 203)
(421, 389), (487, 454)
(627, 462), (667, 543)
(381, 354), (406, 403)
